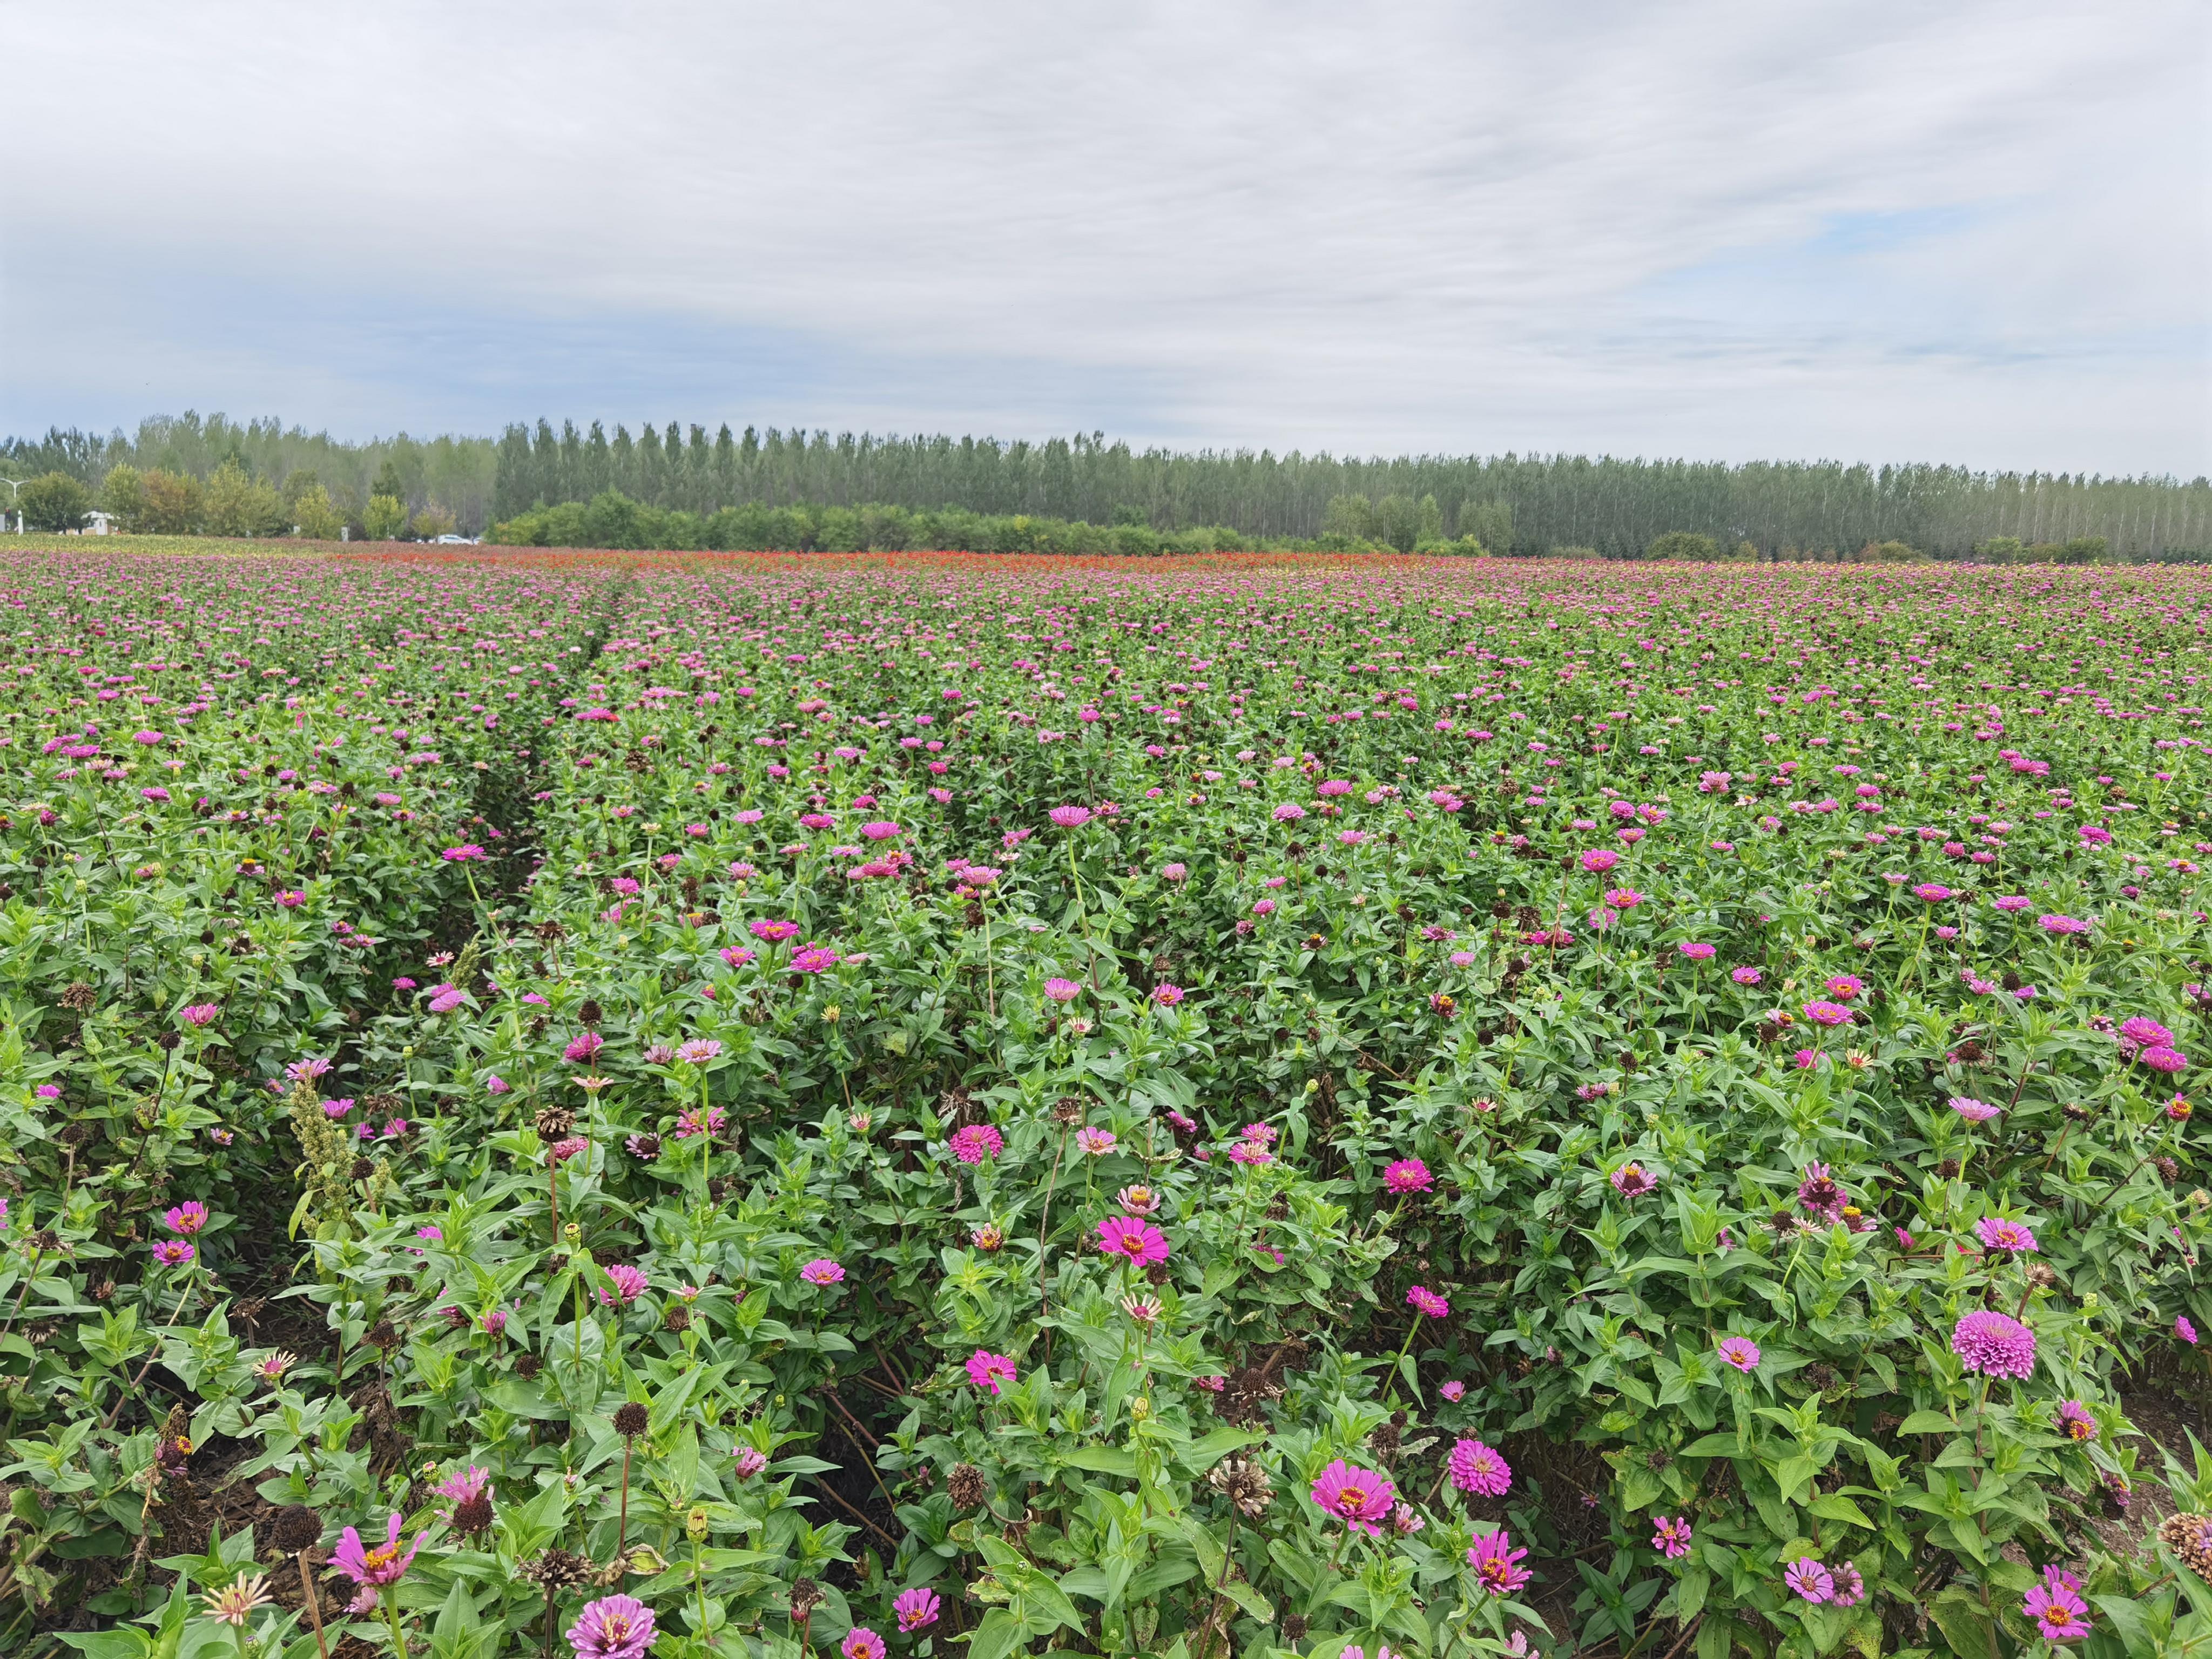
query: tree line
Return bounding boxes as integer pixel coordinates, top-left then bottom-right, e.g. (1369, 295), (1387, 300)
(8, 411), (2209, 558)
(491, 421), (2212, 558)
(1, 413), (495, 537)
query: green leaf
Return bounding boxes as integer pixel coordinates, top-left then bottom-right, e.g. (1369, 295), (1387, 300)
(1927, 1588), (1994, 1659)
(1806, 1493), (1875, 1529)
(1061, 1447), (1137, 1478)
(1895, 1410), (1957, 1435)
(964, 1609), (1025, 1659)
(1177, 1427), (1264, 1474)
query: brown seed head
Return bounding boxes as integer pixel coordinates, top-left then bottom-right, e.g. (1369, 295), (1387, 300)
(613, 1402), (650, 1438)
(269, 1505), (322, 1554)
(947, 1463), (989, 1512)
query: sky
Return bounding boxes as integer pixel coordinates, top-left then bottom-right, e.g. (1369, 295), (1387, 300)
(4, 0), (2208, 475)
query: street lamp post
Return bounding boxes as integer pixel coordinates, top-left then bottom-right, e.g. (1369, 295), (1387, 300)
(0, 479), (24, 534)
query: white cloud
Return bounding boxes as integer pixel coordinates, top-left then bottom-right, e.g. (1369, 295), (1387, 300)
(3, 0), (2205, 472)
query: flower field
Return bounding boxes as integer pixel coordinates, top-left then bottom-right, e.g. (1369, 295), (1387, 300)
(3, 547), (2211, 1659)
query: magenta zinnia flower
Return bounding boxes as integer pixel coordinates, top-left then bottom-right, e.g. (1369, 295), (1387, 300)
(1384, 1157), (1433, 1193)
(1043, 977), (1082, 1002)
(1310, 1459), (1395, 1534)
(1048, 805), (1092, 828)
(750, 918), (801, 942)
(1801, 1000), (1853, 1028)
(568, 1594), (656, 1659)
(2177, 1314), (2198, 1345)
(893, 1588), (941, 1633)
(1950, 1096), (2001, 1121)
(334, 1513), (424, 1588)
(164, 1201), (210, 1235)
(1097, 1216), (1170, 1265)
(2023, 1567), (2092, 1642)
(1651, 1515), (1692, 1559)
(1151, 982), (1185, 1006)
(842, 1631), (885, 1659)
(1466, 1528), (1530, 1595)
(1406, 1285), (1449, 1319)
(799, 1258), (845, 1286)
(1448, 1439), (1511, 1496)
(965, 1349), (1017, 1395)
(563, 1032), (604, 1063)
(1951, 1309), (2036, 1379)
(949, 1123), (1003, 1164)
(2056, 1400), (2096, 1442)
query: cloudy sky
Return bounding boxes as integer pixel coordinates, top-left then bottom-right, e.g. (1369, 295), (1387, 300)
(4, 1), (2207, 473)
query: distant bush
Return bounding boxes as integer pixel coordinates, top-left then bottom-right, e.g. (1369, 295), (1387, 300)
(16, 470), (91, 532)
(1645, 530), (1721, 561)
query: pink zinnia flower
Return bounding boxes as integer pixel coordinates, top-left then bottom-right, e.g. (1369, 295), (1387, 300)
(1309, 1459), (1396, 1535)
(1801, 1000), (1853, 1028)
(1048, 805), (1092, 828)
(1974, 1216), (2040, 1254)
(842, 1629), (886, 1659)
(334, 1513), (424, 1589)
(1580, 848), (1618, 874)
(799, 1258), (845, 1286)
(894, 1588), (941, 1633)
(1912, 883), (1952, 903)
(733, 1447), (768, 1478)
(180, 1003), (220, 1027)
(1439, 1380), (1466, 1402)
(152, 1239), (195, 1266)
(1678, 941), (1716, 960)
(1043, 977), (1082, 1003)
(1466, 1528), (1531, 1595)
(2056, 1400), (2097, 1442)
(2178, 1314), (2199, 1345)
(1097, 1216), (1170, 1265)
(1151, 982), (1185, 1006)
(599, 1264), (648, 1304)
(1384, 1158), (1433, 1193)
(965, 1349), (1017, 1395)
(563, 1032), (604, 1063)
(1783, 1558), (1833, 1604)
(1448, 1439), (1510, 1496)
(1610, 1162), (1657, 1199)
(1075, 1127), (1117, 1156)
(164, 1201), (209, 1235)
(949, 1123), (1003, 1164)
(1951, 1309), (2036, 1379)
(1730, 966), (1762, 984)
(1950, 1096), (2001, 1122)
(750, 918), (801, 942)
(1717, 1336), (1762, 1372)
(568, 1594), (656, 1659)
(1652, 1515), (1692, 1559)
(2023, 1567), (2092, 1642)
(1406, 1285), (1449, 1319)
